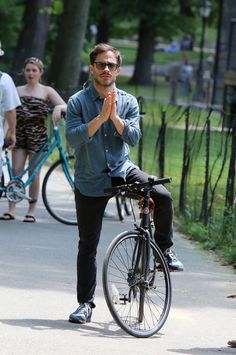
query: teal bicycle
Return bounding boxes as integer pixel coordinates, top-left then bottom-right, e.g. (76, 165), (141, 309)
(0, 120), (76, 225)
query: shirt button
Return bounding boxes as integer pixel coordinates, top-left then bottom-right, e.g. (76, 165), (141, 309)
(104, 133), (107, 137)
(106, 149), (108, 152)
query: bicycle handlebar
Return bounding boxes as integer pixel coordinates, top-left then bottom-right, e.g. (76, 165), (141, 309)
(104, 177), (172, 195)
(48, 107), (66, 119)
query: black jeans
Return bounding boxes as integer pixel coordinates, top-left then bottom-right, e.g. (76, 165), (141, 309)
(74, 168), (174, 305)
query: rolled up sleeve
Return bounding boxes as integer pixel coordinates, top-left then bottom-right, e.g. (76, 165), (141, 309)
(66, 95), (91, 149)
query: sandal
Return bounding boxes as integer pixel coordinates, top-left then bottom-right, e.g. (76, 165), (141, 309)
(23, 215), (36, 223)
(0, 212), (15, 221)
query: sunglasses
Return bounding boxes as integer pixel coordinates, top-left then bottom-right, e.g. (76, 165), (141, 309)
(24, 57), (43, 65)
(94, 62), (119, 71)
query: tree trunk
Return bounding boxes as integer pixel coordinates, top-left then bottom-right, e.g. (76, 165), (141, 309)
(96, 15), (110, 44)
(48, 0), (91, 100)
(96, 0), (111, 44)
(11, 0), (52, 84)
(129, 18), (155, 86)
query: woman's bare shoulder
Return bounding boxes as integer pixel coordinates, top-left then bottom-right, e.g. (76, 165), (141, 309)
(16, 85), (26, 94)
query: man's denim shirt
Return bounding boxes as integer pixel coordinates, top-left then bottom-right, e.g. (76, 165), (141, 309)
(66, 84), (141, 197)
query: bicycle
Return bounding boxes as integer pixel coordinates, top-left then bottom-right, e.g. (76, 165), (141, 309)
(0, 119), (77, 225)
(102, 177), (172, 338)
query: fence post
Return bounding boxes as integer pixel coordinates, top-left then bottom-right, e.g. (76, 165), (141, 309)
(200, 113), (211, 224)
(137, 97), (146, 170)
(179, 106), (190, 214)
(225, 115), (236, 208)
(159, 110), (166, 177)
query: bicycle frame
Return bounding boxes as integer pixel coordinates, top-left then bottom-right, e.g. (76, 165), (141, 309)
(1, 124), (73, 199)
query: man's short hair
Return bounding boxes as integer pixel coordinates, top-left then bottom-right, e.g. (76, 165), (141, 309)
(89, 43), (122, 66)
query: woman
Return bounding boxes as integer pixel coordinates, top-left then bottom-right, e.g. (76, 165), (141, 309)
(0, 57), (67, 222)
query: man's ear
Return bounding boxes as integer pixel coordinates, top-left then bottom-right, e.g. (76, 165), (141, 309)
(89, 64), (93, 74)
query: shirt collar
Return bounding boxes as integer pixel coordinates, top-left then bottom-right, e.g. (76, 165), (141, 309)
(88, 83), (117, 101)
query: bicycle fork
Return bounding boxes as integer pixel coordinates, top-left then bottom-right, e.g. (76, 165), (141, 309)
(128, 191), (152, 295)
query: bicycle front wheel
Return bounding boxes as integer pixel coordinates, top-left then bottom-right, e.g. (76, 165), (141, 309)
(42, 156), (77, 225)
(102, 231), (172, 338)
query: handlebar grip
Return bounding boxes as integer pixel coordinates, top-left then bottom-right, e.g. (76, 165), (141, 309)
(61, 111), (66, 119)
(154, 177), (172, 185)
(48, 108), (66, 119)
(3, 142), (9, 150)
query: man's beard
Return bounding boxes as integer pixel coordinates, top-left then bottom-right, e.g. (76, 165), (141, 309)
(94, 76), (115, 88)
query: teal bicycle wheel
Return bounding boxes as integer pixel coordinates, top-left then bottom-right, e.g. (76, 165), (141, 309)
(42, 156), (77, 225)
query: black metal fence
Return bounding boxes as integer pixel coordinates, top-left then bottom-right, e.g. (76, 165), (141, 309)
(137, 99), (236, 242)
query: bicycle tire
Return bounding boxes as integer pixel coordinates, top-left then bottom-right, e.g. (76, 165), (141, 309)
(116, 195), (132, 221)
(124, 199), (132, 216)
(42, 156), (77, 225)
(102, 231), (172, 338)
(0, 172), (4, 198)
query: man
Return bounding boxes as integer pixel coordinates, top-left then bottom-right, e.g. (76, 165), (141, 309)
(66, 43), (184, 324)
(0, 41), (21, 180)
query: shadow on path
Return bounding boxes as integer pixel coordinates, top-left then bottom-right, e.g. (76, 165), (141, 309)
(0, 318), (162, 339)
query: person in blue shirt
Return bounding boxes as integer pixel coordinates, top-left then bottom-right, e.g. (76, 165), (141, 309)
(66, 43), (184, 324)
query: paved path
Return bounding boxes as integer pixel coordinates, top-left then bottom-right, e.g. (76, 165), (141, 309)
(0, 195), (235, 355)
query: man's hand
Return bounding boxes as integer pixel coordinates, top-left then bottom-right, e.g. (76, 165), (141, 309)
(108, 89), (124, 135)
(87, 89), (123, 137)
(109, 89), (116, 120)
(100, 90), (115, 122)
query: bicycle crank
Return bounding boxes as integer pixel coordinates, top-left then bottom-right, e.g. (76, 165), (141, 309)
(6, 180), (28, 203)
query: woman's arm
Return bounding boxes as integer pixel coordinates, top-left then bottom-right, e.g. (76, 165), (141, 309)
(47, 86), (67, 123)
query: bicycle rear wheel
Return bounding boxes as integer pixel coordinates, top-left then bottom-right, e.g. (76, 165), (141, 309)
(102, 231), (171, 338)
(42, 156), (77, 225)
(116, 194), (132, 221)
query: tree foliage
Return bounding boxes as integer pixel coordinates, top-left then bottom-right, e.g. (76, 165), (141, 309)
(0, 0), (219, 90)
(48, 0), (91, 99)
(11, 0), (52, 84)
(126, 0), (189, 85)
(0, 0), (24, 69)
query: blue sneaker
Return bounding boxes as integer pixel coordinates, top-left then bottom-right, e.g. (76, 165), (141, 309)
(69, 303), (92, 324)
(164, 248), (184, 271)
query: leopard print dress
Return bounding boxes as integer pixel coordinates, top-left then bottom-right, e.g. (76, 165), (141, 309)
(15, 96), (48, 152)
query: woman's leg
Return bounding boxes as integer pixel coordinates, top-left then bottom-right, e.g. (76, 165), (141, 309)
(25, 151), (41, 218)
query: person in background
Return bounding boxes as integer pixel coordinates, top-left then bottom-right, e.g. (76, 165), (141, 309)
(180, 59), (193, 99)
(66, 43), (184, 324)
(0, 57), (67, 222)
(0, 41), (21, 194)
(165, 38), (180, 53)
